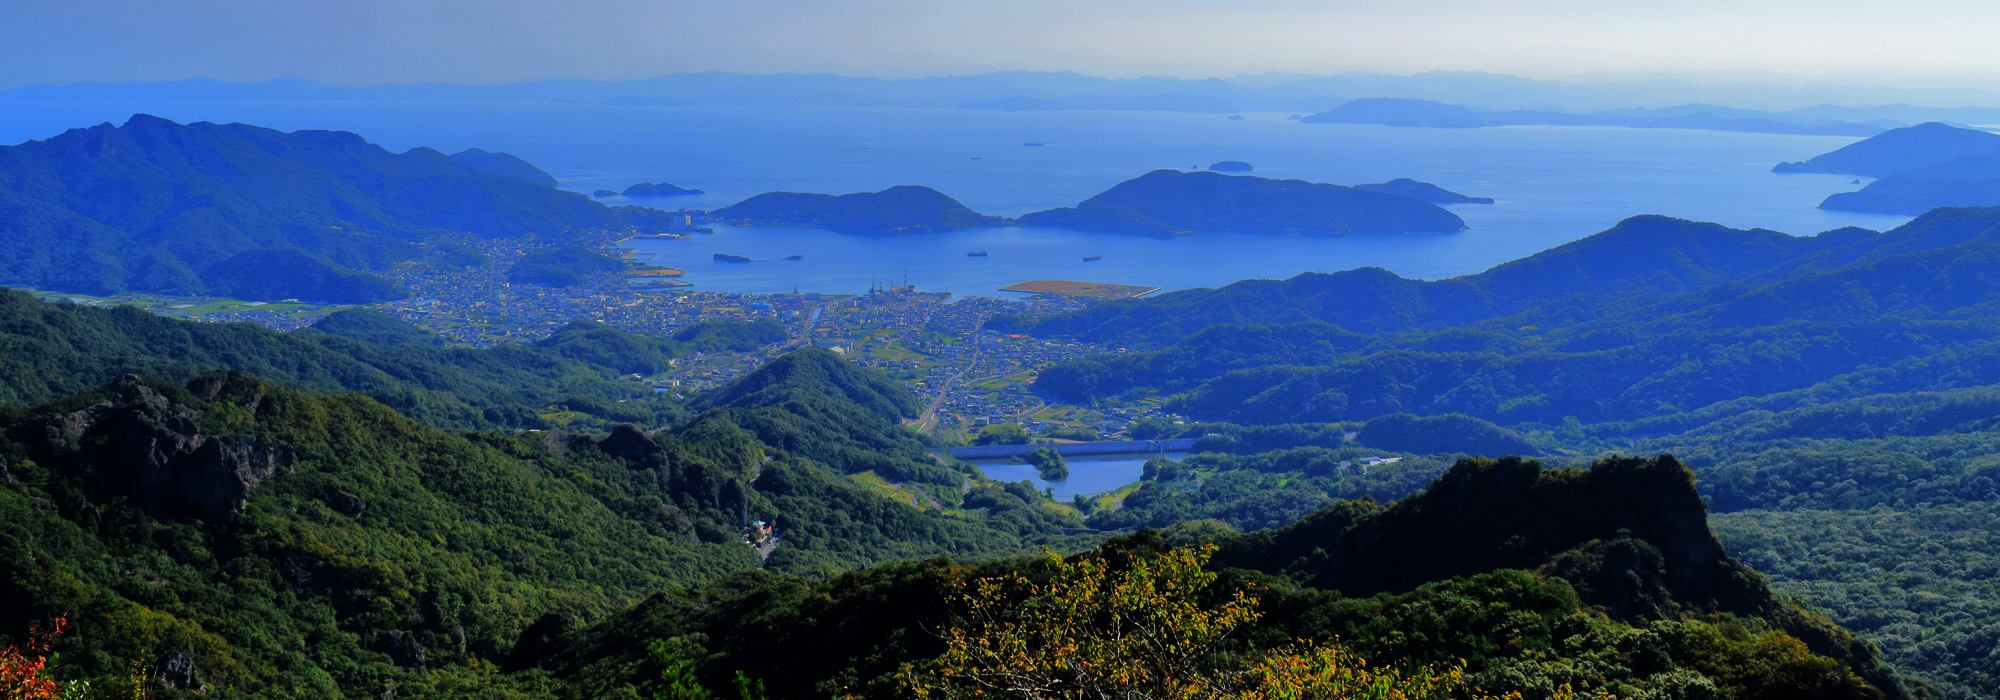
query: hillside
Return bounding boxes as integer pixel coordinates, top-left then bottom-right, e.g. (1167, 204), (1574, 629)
(0, 344), (1089, 696)
(499, 455), (1901, 700)
(0, 287), (715, 430)
(1773, 121), (2000, 177)
(0, 115), (661, 300)
(1031, 208), (2000, 431)
(710, 185), (1002, 235)
(1018, 214), (1857, 347)
(1015, 169), (1466, 238)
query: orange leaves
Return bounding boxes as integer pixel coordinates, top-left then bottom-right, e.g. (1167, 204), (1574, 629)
(0, 618), (65, 700)
(903, 546), (1543, 700)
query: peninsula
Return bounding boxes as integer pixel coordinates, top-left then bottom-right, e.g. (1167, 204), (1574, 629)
(1015, 170), (1466, 238)
(1773, 122), (2000, 178)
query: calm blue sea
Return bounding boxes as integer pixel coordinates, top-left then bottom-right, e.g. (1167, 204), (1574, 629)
(1, 102), (1913, 294)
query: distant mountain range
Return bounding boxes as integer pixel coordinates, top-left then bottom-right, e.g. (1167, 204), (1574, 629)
(0, 114), (668, 302)
(10, 71), (2000, 127)
(1302, 97), (1888, 136)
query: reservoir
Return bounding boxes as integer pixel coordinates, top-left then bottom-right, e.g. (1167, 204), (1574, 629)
(971, 452), (1188, 499)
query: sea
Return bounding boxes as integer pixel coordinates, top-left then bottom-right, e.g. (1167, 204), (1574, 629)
(0, 102), (1914, 295)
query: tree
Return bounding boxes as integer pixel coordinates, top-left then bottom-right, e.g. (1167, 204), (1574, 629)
(902, 545), (1534, 700)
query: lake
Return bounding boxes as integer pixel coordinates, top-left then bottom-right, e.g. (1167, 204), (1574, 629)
(972, 452), (1187, 499)
(0, 102), (1914, 294)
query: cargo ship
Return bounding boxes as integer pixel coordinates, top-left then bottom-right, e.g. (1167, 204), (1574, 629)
(1083, 255), (1102, 262)
(967, 251), (989, 257)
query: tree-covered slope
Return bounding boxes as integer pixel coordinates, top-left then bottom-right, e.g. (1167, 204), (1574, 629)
(503, 455), (1903, 700)
(0, 288), (690, 430)
(1035, 208), (2000, 433)
(1017, 215), (1860, 347)
(0, 344), (1089, 697)
(0, 115), (661, 299)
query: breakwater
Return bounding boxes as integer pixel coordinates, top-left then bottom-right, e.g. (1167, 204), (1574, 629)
(933, 438), (1197, 460)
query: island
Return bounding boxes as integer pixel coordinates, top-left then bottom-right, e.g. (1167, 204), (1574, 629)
(708, 185), (1004, 235)
(592, 189), (619, 197)
(1014, 169), (1466, 238)
(714, 253), (754, 263)
(1226, 115), (1245, 121)
(783, 254), (805, 260)
(1352, 178), (1494, 204)
(1772, 122), (2000, 178)
(1209, 161), (1254, 172)
(623, 182), (705, 197)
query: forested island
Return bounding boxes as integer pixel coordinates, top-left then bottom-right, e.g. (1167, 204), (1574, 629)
(1016, 170), (1467, 237)
(711, 185), (1003, 235)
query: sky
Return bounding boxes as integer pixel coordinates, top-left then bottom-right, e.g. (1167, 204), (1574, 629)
(8, 0), (2000, 89)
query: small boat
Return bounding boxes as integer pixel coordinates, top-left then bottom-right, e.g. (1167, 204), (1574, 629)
(1024, 142), (1045, 147)
(967, 251), (989, 257)
(1083, 255), (1102, 262)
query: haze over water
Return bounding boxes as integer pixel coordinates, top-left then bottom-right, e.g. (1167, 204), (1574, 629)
(2, 101), (1914, 295)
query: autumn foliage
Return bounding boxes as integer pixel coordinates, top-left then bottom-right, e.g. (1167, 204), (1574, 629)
(903, 545), (1553, 700)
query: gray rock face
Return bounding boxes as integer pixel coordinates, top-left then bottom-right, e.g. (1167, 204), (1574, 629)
(154, 650), (205, 691)
(34, 375), (291, 519)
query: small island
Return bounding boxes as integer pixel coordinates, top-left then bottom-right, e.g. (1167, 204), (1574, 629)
(623, 182), (705, 197)
(1023, 447), (1068, 481)
(1209, 160), (1254, 172)
(592, 189), (619, 198)
(1353, 178), (1494, 204)
(713, 253), (754, 263)
(1015, 170), (1466, 238)
(783, 254), (805, 260)
(709, 185), (1003, 235)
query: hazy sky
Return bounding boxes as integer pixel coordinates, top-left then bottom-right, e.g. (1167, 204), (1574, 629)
(8, 0), (2000, 88)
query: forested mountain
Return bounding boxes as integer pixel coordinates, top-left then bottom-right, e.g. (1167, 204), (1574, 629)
(1030, 207), (2000, 431)
(0, 115), (664, 300)
(495, 455), (1901, 700)
(1011, 214), (1869, 347)
(0, 289), (776, 430)
(0, 344), (1088, 697)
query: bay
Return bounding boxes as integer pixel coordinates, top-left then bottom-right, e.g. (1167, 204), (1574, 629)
(0, 102), (1914, 294)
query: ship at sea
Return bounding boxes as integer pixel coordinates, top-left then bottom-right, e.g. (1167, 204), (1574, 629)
(967, 251), (989, 257)
(1083, 255), (1102, 262)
